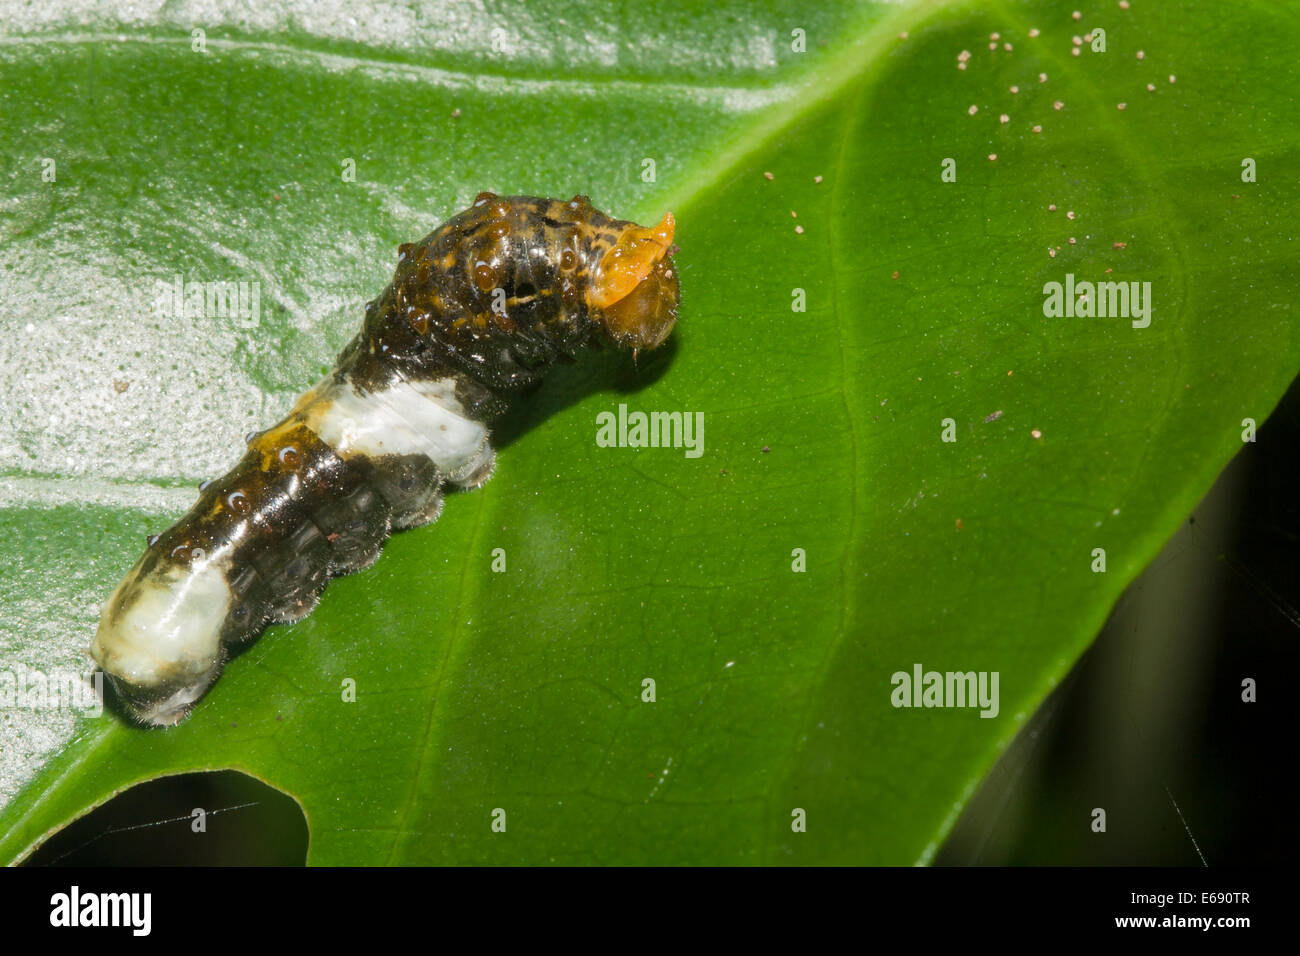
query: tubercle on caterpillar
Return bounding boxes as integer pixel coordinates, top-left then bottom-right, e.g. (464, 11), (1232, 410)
(90, 193), (680, 727)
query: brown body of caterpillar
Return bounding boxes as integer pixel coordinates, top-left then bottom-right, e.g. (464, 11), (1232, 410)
(90, 193), (679, 726)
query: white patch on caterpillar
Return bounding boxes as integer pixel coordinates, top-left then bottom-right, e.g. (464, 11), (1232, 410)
(90, 551), (233, 723)
(304, 375), (493, 483)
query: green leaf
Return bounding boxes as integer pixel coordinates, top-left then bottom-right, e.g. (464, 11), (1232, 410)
(1, 0), (1296, 865)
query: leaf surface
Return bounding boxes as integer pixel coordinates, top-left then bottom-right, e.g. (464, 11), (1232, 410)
(1, 0), (1295, 864)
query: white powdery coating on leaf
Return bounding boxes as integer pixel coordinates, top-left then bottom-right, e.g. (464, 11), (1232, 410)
(0, 236), (276, 485)
(0, 176), (390, 494)
(0, 521), (125, 808)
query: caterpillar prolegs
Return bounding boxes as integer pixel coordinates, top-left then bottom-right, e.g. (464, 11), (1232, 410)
(90, 193), (680, 726)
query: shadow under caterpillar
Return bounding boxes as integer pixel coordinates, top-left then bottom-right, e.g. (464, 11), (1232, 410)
(90, 193), (680, 727)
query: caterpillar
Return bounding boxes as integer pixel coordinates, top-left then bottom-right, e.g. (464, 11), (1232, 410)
(90, 193), (679, 727)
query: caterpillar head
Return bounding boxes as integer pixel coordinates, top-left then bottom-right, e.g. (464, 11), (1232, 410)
(366, 194), (682, 389)
(586, 211), (679, 351)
